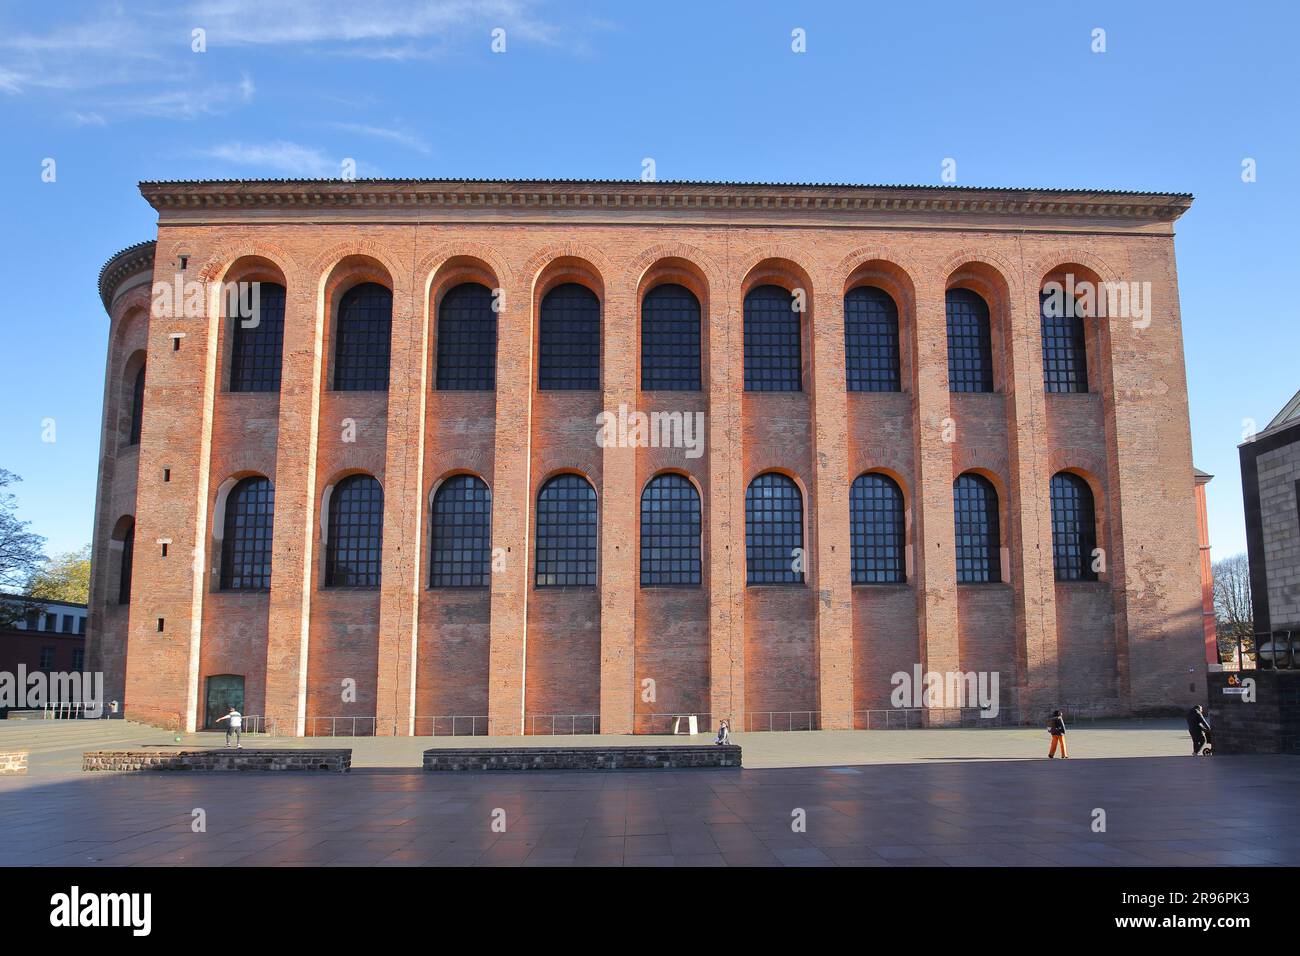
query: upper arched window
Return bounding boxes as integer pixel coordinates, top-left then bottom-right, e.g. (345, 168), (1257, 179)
(535, 474), (597, 587)
(230, 282), (286, 392)
(429, 475), (492, 588)
(641, 284), (701, 391)
(539, 283), (600, 390)
(333, 283), (392, 391)
(640, 473), (702, 586)
(325, 474), (384, 588)
(845, 287), (901, 392)
(953, 473), (1001, 583)
(946, 289), (994, 393)
(436, 282), (497, 391)
(850, 473), (905, 584)
(220, 476), (275, 590)
(1050, 472), (1098, 581)
(128, 364), (145, 446)
(1040, 291), (1089, 393)
(117, 520), (135, 606)
(745, 472), (804, 584)
(744, 285), (802, 392)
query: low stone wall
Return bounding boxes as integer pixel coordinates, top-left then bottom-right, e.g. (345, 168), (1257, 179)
(82, 749), (352, 772)
(0, 751), (28, 775)
(1206, 670), (1300, 754)
(423, 745), (742, 771)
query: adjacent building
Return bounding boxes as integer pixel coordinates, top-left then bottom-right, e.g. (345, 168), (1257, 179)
(1240, 389), (1300, 643)
(87, 179), (1206, 735)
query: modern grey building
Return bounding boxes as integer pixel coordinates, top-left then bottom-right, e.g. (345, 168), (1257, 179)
(1240, 389), (1300, 641)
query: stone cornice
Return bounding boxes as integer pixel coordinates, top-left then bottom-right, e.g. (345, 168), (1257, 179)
(98, 240), (156, 312)
(138, 179), (1193, 224)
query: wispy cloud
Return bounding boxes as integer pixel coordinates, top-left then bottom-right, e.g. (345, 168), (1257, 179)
(327, 121), (432, 155)
(196, 140), (340, 177)
(0, 1), (564, 122)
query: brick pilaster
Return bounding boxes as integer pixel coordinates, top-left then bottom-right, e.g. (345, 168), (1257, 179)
(911, 276), (959, 725)
(599, 283), (637, 733)
(486, 276), (534, 734)
(810, 276), (854, 728)
(265, 283), (324, 736)
(375, 269), (425, 735)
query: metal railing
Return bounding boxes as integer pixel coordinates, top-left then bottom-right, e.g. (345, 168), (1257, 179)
(1226, 629), (1299, 671)
(42, 701), (99, 720)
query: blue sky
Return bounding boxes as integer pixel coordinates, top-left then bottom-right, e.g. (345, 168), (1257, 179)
(0, 0), (1295, 564)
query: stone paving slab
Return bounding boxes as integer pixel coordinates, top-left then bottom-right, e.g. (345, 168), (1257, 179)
(1, 719), (1296, 867)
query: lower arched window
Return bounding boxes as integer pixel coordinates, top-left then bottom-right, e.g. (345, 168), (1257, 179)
(220, 477), (275, 590)
(640, 473), (702, 586)
(953, 473), (1001, 583)
(429, 475), (492, 587)
(745, 472), (804, 584)
(117, 520), (135, 605)
(535, 474), (597, 587)
(325, 475), (384, 587)
(1050, 472), (1098, 581)
(850, 473), (905, 583)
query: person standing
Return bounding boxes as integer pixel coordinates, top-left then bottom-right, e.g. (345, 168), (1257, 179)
(1187, 704), (1212, 755)
(215, 706), (243, 749)
(1047, 709), (1068, 758)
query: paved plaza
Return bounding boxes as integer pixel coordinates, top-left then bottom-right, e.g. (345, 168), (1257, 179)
(1, 720), (1296, 866)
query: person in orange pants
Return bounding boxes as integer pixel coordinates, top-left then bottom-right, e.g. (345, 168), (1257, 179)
(1047, 709), (1068, 758)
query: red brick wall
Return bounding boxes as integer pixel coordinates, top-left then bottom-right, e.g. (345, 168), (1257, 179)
(88, 183), (1206, 734)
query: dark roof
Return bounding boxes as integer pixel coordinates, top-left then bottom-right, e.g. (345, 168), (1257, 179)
(1266, 388), (1300, 432)
(97, 240), (156, 311)
(138, 176), (1192, 199)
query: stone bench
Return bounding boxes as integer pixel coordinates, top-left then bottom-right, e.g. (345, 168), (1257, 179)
(0, 751), (28, 775)
(423, 745), (742, 771)
(82, 749), (351, 773)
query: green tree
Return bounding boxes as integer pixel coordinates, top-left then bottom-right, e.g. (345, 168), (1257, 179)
(0, 469), (46, 627)
(26, 544), (91, 605)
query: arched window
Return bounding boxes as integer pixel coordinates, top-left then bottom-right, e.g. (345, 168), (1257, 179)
(325, 475), (384, 587)
(229, 282), (286, 392)
(1040, 291), (1089, 393)
(220, 477), (275, 590)
(538, 283), (600, 390)
(117, 520), (135, 606)
(429, 475), (492, 587)
(436, 283), (497, 391)
(845, 286), (901, 392)
(1050, 472), (1098, 581)
(333, 283), (392, 391)
(953, 473), (1001, 583)
(128, 364), (145, 445)
(745, 472), (804, 584)
(535, 474), (597, 587)
(850, 473), (905, 584)
(641, 284), (701, 391)
(946, 289), (994, 393)
(640, 473), (702, 586)
(744, 285), (801, 391)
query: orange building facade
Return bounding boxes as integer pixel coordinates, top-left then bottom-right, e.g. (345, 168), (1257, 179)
(86, 179), (1207, 735)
